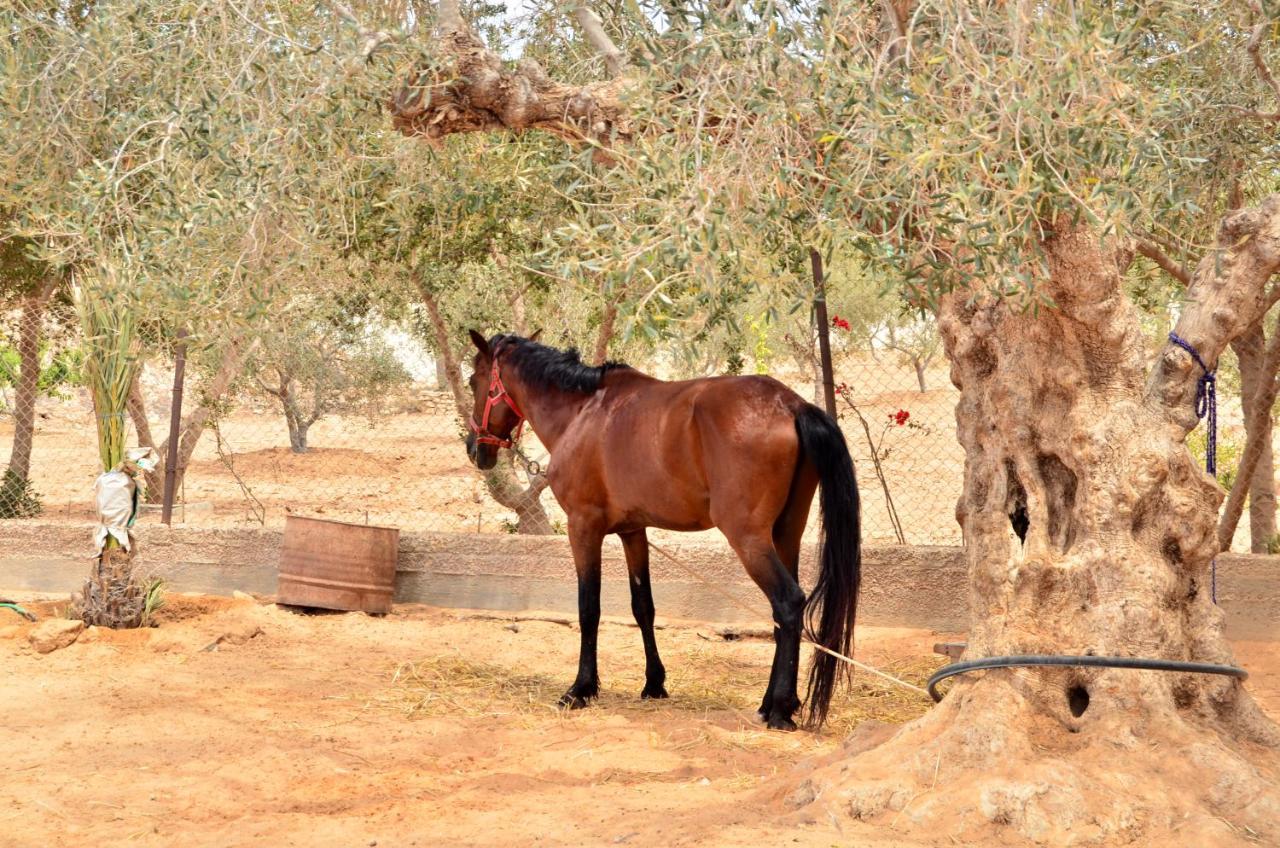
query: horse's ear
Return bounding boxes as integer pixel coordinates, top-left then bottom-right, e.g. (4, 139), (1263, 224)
(528, 328), (542, 343)
(468, 329), (490, 355)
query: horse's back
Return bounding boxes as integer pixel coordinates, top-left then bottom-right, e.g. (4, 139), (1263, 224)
(571, 372), (808, 533)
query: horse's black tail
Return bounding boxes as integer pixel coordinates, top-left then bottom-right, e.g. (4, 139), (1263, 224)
(795, 403), (861, 727)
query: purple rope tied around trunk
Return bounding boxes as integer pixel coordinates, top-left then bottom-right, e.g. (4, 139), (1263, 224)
(1172, 333), (1218, 604)
(1168, 332), (1217, 477)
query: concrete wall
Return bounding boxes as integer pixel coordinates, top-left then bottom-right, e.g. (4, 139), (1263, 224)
(2, 522), (1274, 637)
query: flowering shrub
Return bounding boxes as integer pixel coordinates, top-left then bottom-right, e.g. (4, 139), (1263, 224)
(830, 315), (851, 332)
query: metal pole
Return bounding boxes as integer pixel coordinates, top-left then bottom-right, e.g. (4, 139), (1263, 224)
(810, 248), (838, 418)
(161, 330), (188, 525)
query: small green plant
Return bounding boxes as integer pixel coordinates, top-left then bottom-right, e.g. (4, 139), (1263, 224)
(1266, 534), (1280, 556)
(0, 468), (42, 519)
(140, 578), (166, 627)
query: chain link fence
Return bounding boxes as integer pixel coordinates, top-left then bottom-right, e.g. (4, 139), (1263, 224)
(1, 303), (965, 548)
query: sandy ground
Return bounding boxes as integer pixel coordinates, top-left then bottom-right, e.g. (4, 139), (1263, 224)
(1, 593), (1277, 848)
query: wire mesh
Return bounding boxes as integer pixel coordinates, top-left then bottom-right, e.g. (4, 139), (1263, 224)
(4, 304), (1266, 552)
(1, 305), (967, 546)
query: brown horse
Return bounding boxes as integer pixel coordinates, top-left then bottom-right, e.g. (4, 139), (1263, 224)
(463, 331), (860, 729)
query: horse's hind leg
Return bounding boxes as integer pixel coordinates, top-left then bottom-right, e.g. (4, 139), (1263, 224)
(727, 533), (805, 731)
(756, 464), (817, 721)
(620, 529), (668, 699)
(560, 519), (605, 709)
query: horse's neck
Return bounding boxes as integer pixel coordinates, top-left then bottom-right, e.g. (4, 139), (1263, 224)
(518, 386), (591, 453)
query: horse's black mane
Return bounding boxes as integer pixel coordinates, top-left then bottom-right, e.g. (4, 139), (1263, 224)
(493, 334), (631, 395)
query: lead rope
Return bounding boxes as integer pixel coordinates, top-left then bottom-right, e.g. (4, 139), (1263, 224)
(1167, 332), (1220, 604)
(645, 540), (929, 698)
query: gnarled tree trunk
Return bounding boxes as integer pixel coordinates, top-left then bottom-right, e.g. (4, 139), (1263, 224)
(418, 280), (553, 534)
(797, 209), (1280, 844)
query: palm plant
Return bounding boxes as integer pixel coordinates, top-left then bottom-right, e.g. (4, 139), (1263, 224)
(72, 264), (150, 628)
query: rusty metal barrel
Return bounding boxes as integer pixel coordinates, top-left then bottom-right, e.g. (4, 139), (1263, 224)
(277, 515), (400, 614)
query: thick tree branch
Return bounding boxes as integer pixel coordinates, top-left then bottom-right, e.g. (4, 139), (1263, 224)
(330, 2), (405, 60)
(1229, 2), (1280, 122)
(879, 0), (909, 62)
(436, 0), (466, 36)
(1150, 196), (1280, 436)
(391, 9), (634, 146)
(254, 373), (286, 399)
(1135, 237), (1190, 286)
(572, 4), (627, 76)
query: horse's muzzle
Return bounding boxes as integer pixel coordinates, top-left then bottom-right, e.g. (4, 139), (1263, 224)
(466, 434), (498, 470)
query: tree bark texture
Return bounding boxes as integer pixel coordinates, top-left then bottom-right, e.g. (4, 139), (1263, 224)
(797, 207), (1280, 843)
(1230, 323), (1277, 551)
(391, 31), (633, 148)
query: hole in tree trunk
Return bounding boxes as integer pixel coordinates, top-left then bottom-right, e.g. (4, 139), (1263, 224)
(1006, 461), (1029, 544)
(1173, 679), (1197, 709)
(1010, 503), (1029, 544)
(970, 337), (997, 378)
(1067, 685), (1090, 718)
(1036, 452), (1077, 551)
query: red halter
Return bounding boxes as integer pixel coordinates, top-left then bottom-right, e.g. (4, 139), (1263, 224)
(469, 357), (525, 448)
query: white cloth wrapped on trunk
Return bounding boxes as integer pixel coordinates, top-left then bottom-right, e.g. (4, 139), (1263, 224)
(93, 470), (136, 553)
(91, 447), (158, 554)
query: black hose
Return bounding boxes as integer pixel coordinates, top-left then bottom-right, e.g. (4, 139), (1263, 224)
(927, 654), (1248, 703)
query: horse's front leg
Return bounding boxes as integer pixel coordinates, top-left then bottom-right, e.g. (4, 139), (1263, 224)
(620, 528), (668, 700)
(559, 518), (605, 709)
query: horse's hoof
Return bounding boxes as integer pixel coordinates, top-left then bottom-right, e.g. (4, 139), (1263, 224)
(640, 684), (669, 700)
(766, 714), (798, 732)
(558, 689), (595, 710)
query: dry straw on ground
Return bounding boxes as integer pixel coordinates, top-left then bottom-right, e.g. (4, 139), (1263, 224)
(388, 636), (943, 737)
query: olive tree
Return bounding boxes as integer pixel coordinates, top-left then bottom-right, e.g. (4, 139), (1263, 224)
(376, 0), (1280, 840)
(248, 305), (412, 453)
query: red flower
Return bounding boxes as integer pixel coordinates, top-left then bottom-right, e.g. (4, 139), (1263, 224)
(894, 409), (910, 426)
(831, 315), (851, 331)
